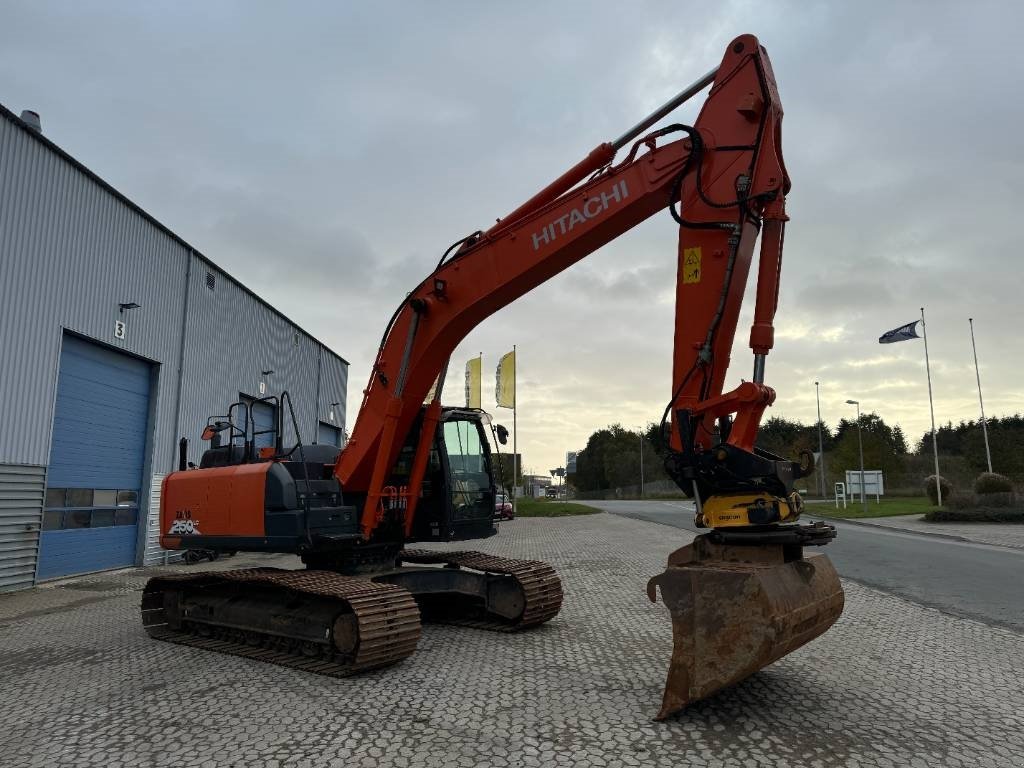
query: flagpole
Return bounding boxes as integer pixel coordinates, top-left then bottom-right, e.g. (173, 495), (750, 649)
(968, 318), (993, 473)
(512, 344), (517, 515)
(921, 307), (942, 506)
(815, 381), (826, 498)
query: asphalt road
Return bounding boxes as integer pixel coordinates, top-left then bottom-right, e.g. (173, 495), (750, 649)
(592, 499), (1024, 633)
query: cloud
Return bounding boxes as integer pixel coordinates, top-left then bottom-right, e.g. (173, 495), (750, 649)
(3, 0), (1022, 474)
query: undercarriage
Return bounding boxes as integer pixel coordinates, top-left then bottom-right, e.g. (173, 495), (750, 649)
(142, 550), (563, 675)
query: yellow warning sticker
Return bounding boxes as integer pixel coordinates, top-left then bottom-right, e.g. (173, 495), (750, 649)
(683, 247), (702, 284)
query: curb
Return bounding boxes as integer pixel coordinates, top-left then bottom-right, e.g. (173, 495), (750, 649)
(807, 514), (1024, 551)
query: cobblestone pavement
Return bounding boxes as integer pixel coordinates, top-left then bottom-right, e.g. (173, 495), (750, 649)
(837, 514), (1024, 550)
(1, 513), (1022, 768)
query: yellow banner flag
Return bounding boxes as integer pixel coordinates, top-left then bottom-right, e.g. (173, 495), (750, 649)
(495, 349), (515, 408)
(465, 356), (482, 409)
(424, 373), (440, 404)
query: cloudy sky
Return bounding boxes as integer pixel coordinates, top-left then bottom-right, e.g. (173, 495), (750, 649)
(4, 1), (1022, 475)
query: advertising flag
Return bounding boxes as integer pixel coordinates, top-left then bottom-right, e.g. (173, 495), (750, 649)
(879, 320), (921, 344)
(424, 374), (440, 404)
(495, 349), (516, 408)
(465, 356), (481, 409)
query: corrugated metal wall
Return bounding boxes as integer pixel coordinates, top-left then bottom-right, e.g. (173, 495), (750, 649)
(0, 109), (348, 586)
(0, 465), (46, 592)
(0, 115), (187, 470)
(319, 345), (349, 438)
(176, 255), (348, 465)
(143, 473), (180, 566)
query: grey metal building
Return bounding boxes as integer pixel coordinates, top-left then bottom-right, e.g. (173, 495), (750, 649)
(0, 105), (349, 590)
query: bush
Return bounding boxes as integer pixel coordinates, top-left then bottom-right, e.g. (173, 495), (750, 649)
(946, 491), (978, 510)
(924, 507), (1024, 523)
(924, 475), (952, 506)
(978, 491), (1016, 508)
(974, 472), (1014, 494)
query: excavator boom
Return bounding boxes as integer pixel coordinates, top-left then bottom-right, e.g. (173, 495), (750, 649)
(342, 36), (785, 524)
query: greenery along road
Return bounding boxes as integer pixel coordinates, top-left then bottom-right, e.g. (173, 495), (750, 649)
(513, 498), (602, 517)
(811, 497), (936, 519)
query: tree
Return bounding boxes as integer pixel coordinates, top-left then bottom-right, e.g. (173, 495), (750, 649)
(835, 412), (906, 455)
(962, 416), (1024, 480)
(572, 426), (618, 492)
(756, 416), (833, 458)
(830, 412), (906, 484)
(572, 423), (669, 492)
(492, 452), (522, 490)
(914, 414), (1024, 482)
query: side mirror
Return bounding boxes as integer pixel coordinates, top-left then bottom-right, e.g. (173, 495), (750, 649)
(202, 421), (231, 441)
(495, 424), (509, 446)
(202, 421), (231, 449)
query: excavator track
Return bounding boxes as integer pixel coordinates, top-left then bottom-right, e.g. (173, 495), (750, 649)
(397, 549), (563, 631)
(141, 568), (420, 676)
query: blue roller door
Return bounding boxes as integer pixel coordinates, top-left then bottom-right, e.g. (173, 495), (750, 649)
(318, 421), (342, 447)
(251, 400), (276, 449)
(239, 397), (277, 450)
(38, 335), (151, 580)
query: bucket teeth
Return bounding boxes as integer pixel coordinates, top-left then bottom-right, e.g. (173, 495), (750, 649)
(648, 534), (844, 720)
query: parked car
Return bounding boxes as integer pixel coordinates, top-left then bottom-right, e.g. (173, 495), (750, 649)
(495, 493), (514, 520)
(545, 487), (558, 499)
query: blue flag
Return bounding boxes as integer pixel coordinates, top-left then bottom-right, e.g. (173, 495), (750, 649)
(879, 320), (920, 344)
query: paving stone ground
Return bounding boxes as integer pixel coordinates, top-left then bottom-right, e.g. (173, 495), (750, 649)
(840, 514), (1024, 550)
(1, 512), (1021, 768)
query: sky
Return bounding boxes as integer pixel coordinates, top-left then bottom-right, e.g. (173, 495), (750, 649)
(3, 1), (1022, 476)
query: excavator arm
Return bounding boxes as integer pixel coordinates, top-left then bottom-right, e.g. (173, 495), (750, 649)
(338, 34), (801, 539)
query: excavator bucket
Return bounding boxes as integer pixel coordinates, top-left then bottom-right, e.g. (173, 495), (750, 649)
(646, 534), (844, 720)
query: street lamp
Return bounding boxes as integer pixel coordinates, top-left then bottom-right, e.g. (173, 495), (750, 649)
(815, 381), (826, 498)
(845, 399), (867, 512)
(638, 427), (645, 498)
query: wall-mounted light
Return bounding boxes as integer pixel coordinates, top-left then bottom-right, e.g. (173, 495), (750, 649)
(259, 370), (274, 395)
(329, 401), (340, 423)
(114, 302), (140, 339)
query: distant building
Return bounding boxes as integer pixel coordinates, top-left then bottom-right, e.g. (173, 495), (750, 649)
(0, 105), (348, 589)
(493, 452), (521, 490)
(522, 474), (553, 498)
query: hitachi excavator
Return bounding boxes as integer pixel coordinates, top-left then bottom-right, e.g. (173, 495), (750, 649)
(142, 34), (844, 720)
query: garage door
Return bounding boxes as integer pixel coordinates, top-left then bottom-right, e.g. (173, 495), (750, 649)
(317, 421), (342, 447)
(240, 397), (278, 450)
(37, 335), (151, 580)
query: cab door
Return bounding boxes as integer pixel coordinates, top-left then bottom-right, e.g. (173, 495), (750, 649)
(408, 412), (497, 542)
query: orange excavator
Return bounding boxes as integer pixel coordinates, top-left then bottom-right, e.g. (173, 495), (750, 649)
(142, 34), (843, 719)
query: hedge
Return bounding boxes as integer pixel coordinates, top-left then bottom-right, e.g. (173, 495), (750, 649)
(924, 508), (1024, 523)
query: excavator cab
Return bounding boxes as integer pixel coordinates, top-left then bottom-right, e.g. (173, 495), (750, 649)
(398, 408), (500, 543)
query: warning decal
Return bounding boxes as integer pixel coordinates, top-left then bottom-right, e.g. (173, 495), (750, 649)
(683, 247), (702, 284)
